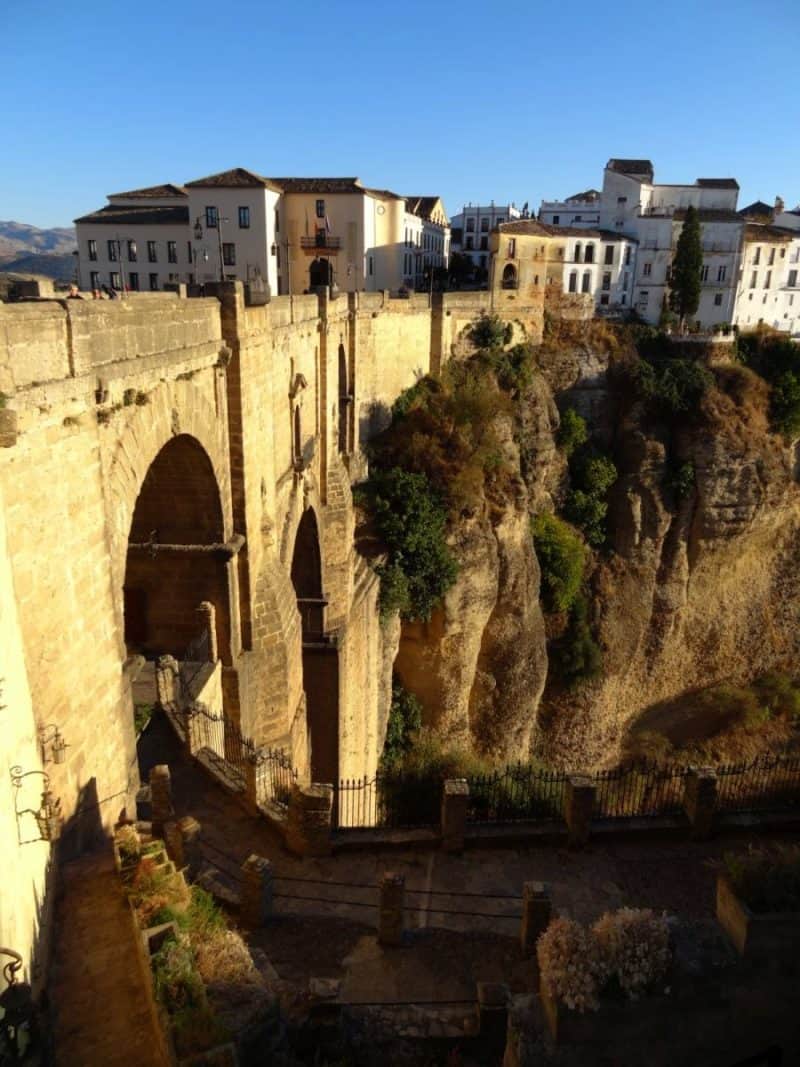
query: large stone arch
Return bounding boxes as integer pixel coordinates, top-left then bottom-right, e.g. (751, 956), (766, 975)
(103, 377), (232, 656)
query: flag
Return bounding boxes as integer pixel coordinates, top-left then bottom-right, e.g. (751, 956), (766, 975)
(325, 215), (332, 234)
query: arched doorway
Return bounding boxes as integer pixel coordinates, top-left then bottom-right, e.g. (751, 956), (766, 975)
(502, 263), (518, 290)
(123, 435), (230, 663)
(309, 258), (332, 289)
(290, 508), (339, 784)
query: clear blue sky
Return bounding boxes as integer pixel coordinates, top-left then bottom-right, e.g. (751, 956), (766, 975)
(2, 0), (799, 228)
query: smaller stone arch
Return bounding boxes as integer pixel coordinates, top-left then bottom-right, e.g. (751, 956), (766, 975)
(581, 270), (592, 294)
(501, 263), (518, 290)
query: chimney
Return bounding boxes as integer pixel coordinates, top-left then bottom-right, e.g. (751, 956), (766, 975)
(774, 196), (785, 216)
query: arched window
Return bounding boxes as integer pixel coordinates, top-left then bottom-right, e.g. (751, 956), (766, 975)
(584, 244), (595, 263)
(501, 263), (518, 289)
(581, 271), (592, 293)
(574, 242), (582, 263)
(568, 271), (577, 293)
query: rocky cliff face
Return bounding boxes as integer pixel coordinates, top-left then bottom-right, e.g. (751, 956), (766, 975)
(538, 360), (800, 769)
(393, 414), (549, 761)
(383, 328), (800, 771)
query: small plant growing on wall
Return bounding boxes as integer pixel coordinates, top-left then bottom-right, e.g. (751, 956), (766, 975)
(123, 388), (137, 406)
(135, 390), (149, 406)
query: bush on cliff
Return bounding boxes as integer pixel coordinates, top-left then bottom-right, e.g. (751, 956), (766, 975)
(564, 449), (618, 546)
(357, 467), (457, 621)
(532, 513), (586, 614)
(556, 407), (588, 458)
(635, 355), (713, 418)
(380, 677), (423, 771)
(552, 594), (603, 685)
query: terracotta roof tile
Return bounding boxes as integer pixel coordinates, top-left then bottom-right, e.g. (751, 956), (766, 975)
(108, 183), (187, 199)
(74, 205), (190, 226)
(183, 168), (282, 192)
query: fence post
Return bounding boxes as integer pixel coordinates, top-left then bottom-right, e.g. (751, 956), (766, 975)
(441, 778), (469, 853)
(520, 881), (551, 956)
(149, 764), (173, 837)
(378, 872), (405, 947)
(197, 600), (218, 663)
(565, 775), (595, 847)
(476, 982), (510, 1044)
(178, 815), (202, 875)
(163, 821), (183, 867)
(286, 783), (333, 857)
(683, 767), (718, 840)
(155, 654), (179, 709)
(240, 854), (273, 927)
(244, 752), (260, 814)
(183, 702), (204, 758)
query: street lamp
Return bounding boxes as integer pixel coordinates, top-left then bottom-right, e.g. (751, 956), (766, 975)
(194, 214), (228, 283)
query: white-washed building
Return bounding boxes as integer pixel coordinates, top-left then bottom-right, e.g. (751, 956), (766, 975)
(538, 189), (601, 228)
(558, 228), (638, 310)
(450, 202), (523, 277)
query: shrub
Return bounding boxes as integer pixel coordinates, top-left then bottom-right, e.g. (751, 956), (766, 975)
(635, 357), (713, 417)
(556, 407), (588, 458)
(735, 333), (800, 438)
(537, 917), (606, 1013)
(152, 933), (205, 1014)
(469, 312), (513, 351)
(770, 370), (800, 437)
(552, 595), (603, 685)
(532, 513), (586, 614)
(752, 672), (800, 721)
(380, 678), (423, 770)
(134, 701), (153, 735)
(360, 468), (458, 621)
(664, 458), (695, 501)
(479, 342), (535, 394)
(724, 844), (800, 913)
(592, 908), (671, 999)
(565, 449), (618, 546)
(115, 825), (141, 865)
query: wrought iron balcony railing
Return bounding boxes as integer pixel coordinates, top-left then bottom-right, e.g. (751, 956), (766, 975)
(300, 236), (342, 251)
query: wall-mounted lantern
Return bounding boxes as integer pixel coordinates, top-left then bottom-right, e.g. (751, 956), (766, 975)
(10, 768), (63, 844)
(0, 948), (34, 1058)
(38, 724), (68, 765)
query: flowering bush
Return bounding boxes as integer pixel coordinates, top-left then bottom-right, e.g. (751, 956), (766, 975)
(536, 917), (608, 1013)
(592, 908), (671, 999)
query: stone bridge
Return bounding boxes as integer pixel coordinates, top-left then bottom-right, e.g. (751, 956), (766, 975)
(0, 284), (546, 861)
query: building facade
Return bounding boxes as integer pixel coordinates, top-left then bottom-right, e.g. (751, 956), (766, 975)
(76, 170), (449, 298)
(450, 202), (523, 278)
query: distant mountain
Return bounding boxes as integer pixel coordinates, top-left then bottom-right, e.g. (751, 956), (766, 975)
(0, 220), (76, 262)
(0, 253), (77, 283)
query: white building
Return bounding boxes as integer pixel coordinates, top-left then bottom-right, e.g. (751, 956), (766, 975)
(539, 189), (601, 228)
(76, 169), (449, 297)
(558, 228), (638, 310)
(733, 223), (800, 336)
(450, 202), (523, 278)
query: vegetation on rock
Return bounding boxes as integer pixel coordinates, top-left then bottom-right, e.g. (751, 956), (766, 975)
(564, 448), (618, 546)
(551, 594), (603, 686)
(532, 512), (586, 614)
(556, 407), (588, 458)
(380, 677), (423, 770)
(737, 331), (800, 438)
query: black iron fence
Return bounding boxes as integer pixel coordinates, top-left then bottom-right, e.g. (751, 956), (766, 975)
(716, 752), (800, 813)
(255, 747), (298, 811)
(592, 761), (690, 820)
(179, 628), (211, 701)
(334, 773), (442, 830)
(466, 765), (568, 823)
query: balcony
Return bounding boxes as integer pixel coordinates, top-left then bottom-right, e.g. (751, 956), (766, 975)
(300, 235), (342, 253)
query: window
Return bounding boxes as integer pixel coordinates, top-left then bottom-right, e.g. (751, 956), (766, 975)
(88, 239), (97, 261)
(315, 199), (325, 219)
(127, 240), (137, 262)
(753, 246), (761, 265)
(167, 241), (177, 263)
(149, 273), (159, 291)
(700, 265), (709, 282)
(128, 272), (139, 291)
(480, 218), (489, 232)
(496, 216), (504, 224)
(717, 265), (726, 282)
(750, 271), (758, 288)
(205, 206), (218, 228)
(643, 262), (652, 277)
(147, 240), (157, 263)
(581, 271), (591, 293)
(107, 239), (118, 261)
(552, 215), (560, 225)
(623, 272), (630, 291)
(604, 245), (614, 265)
(110, 271), (121, 290)
(368, 256), (373, 276)
(187, 241), (192, 263)
(789, 270), (798, 287)
(584, 244), (594, 263)
(765, 270), (772, 288)
(275, 209), (280, 233)
(639, 290), (649, 307)
(479, 236), (488, 251)
(568, 271), (577, 293)
(480, 255), (487, 269)
(238, 206), (250, 229)
(625, 245), (631, 266)
(574, 215), (582, 223)
(465, 237), (474, 250)
(574, 242), (582, 262)
(617, 196), (627, 204)
(769, 247), (775, 266)
(602, 272), (611, 291)
(222, 243), (236, 266)
(89, 270), (100, 290)
(714, 293), (723, 306)
(600, 294), (609, 306)
(507, 238), (516, 257)
(466, 218), (475, 232)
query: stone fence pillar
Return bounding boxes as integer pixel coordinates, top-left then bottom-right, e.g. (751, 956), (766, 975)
(244, 753), (260, 814)
(240, 854), (274, 927)
(286, 783), (333, 857)
(683, 767), (718, 840)
(150, 764), (173, 837)
(378, 872), (405, 947)
(565, 776), (595, 847)
(520, 881), (551, 956)
(441, 779), (469, 853)
(476, 982), (509, 1044)
(155, 655), (179, 709)
(197, 601), (218, 663)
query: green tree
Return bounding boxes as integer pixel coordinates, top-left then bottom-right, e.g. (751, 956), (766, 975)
(532, 513), (586, 613)
(380, 678), (423, 770)
(668, 205), (703, 328)
(556, 408), (588, 457)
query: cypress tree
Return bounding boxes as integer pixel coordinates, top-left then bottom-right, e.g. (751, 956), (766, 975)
(668, 204), (703, 329)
